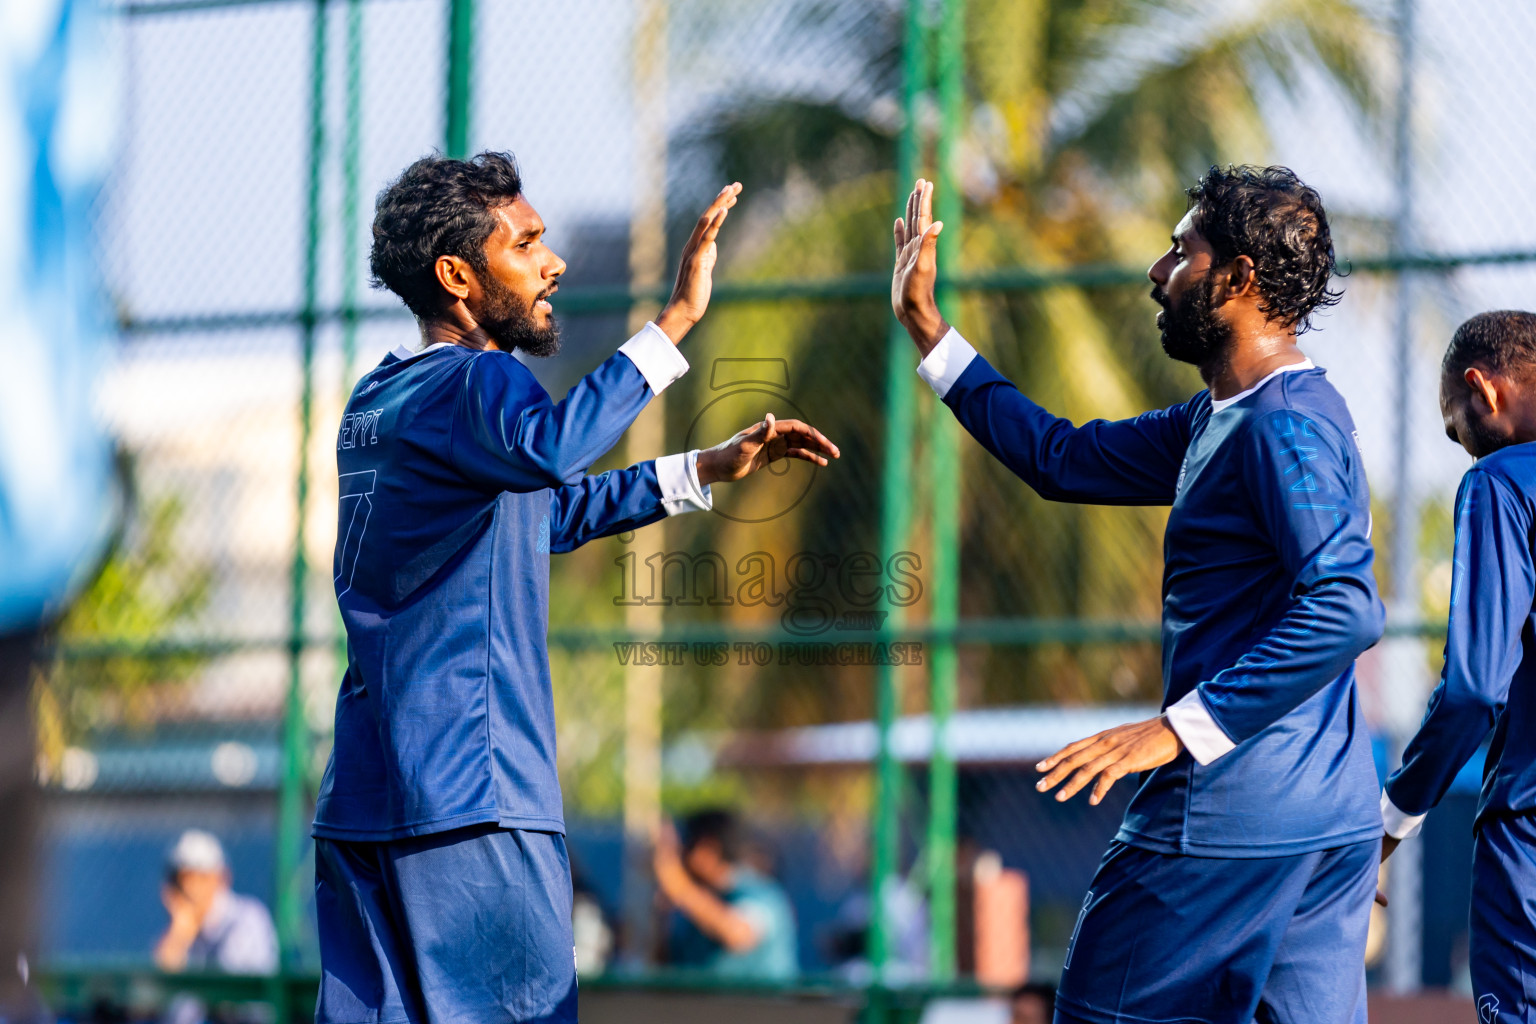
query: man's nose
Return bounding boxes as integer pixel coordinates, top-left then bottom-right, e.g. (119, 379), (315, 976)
(1148, 255), (1170, 286)
(547, 252), (567, 280)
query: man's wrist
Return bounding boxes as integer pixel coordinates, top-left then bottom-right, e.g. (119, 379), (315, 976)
(654, 304), (696, 344)
(695, 448), (720, 486)
(902, 311), (950, 356)
(1159, 714), (1185, 754)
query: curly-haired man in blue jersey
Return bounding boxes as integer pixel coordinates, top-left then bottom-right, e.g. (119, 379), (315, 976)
(311, 152), (838, 1024)
(892, 167), (1383, 1023)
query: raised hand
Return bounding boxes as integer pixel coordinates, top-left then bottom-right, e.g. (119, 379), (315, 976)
(696, 413), (840, 486)
(1034, 716), (1184, 806)
(655, 183), (744, 343)
(891, 177), (949, 355)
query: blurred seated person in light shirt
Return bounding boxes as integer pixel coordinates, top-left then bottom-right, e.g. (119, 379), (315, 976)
(154, 830), (278, 975)
(654, 809), (798, 979)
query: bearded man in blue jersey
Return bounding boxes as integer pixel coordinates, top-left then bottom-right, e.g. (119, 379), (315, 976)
(1380, 310), (1536, 1022)
(311, 152), (838, 1024)
(892, 167), (1384, 1023)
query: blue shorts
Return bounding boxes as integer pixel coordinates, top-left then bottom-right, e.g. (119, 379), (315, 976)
(1054, 839), (1376, 1024)
(314, 824), (577, 1024)
(1470, 813), (1536, 1022)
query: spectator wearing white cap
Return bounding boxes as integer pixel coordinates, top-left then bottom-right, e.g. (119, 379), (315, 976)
(153, 830), (278, 975)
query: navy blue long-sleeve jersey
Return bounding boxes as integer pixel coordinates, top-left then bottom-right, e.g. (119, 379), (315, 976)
(922, 331), (1385, 856)
(1385, 444), (1536, 834)
(313, 328), (708, 841)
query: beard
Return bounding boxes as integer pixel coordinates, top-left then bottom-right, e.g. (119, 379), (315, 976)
(1459, 413), (1511, 459)
(1154, 276), (1232, 368)
(478, 274), (561, 358)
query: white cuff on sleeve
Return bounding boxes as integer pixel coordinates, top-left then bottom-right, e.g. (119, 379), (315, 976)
(655, 450), (713, 516)
(618, 321), (690, 396)
(1381, 791), (1427, 840)
(1164, 689), (1237, 765)
(915, 328), (978, 399)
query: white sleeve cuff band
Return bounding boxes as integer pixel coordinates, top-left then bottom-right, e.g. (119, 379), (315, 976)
(1165, 689), (1237, 765)
(1381, 791), (1427, 840)
(916, 327), (978, 399)
(656, 450), (713, 516)
(619, 321), (690, 396)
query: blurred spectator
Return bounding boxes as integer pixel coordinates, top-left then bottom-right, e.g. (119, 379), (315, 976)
(2, 0), (116, 1015)
(654, 809), (798, 979)
(153, 831), (277, 975)
(962, 846), (1030, 988)
(1008, 983), (1056, 1024)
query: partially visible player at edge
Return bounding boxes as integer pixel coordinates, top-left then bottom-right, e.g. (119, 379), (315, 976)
(1380, 310), (1536, 1021)
(310, 152), (838, 1024)
(891, 168), (1384, 1023)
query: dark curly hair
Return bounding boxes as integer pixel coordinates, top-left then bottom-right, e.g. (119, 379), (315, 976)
(369, 151), (524, 319)
(1185, 165), (1341, 335)
(1442, 310), (1536, 383)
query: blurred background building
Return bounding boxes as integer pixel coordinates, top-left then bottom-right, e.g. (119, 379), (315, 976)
(32, 0), (1536, 1020)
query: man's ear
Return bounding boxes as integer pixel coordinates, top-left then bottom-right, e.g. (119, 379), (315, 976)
(1465, 366), (1502, 415)
(434, 254), (473, 303)
(1220, 255), (1257, 302)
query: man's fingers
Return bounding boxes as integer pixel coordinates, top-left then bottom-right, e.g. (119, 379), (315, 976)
(1056, 751), (1120, 802)
(1037, 731), (1108, 773)
(700, 205), (730, 246)
(782, 448), (830, 466)
(777, 435), (836, 459)
(1089, 765), (1127, 806)
(685, 183), (742, 251)
(920, 179), (934, 231)
(765, 419), (839, 458)
(706, 182), (742, 217)
(1036, 738), (1111, 791)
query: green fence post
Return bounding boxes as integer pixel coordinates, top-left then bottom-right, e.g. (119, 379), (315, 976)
(445, 0), (474, 157)
(870, 0), (930, 1015)
(340, 0), (362, 388)
(276, 0), (327, 1011)
(925, 0), (964, 983)
(331, 0), (363, 742)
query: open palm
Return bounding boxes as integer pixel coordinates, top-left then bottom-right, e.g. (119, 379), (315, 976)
(891, 178), (947, 352)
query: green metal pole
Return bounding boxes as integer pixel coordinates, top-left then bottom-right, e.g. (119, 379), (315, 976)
(869, 0), (930, 1007)
(340, 0), (361, 387)
(925, 0), (964, 983)
(277, 0), (326, 998)
(445, 0), (473, 157)
(331, 0), (362, 742)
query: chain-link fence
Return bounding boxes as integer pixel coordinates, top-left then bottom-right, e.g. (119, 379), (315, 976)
(37, 0), (1536, 1015)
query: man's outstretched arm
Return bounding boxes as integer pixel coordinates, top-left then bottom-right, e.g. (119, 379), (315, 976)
(452, 185), (742, 491)
(547, 415), (839, 552)
(892, 179), (1191, 505)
